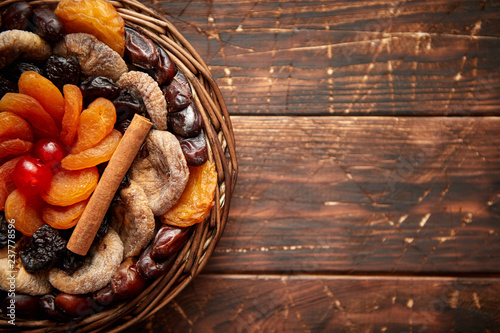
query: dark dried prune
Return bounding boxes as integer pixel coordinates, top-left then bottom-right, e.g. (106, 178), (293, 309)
(54, 248), (86, 275)
(80, 76), (119, 105)
(168, 103), (203, 138)
(0, 74), (17, 98)
(20, 224), (66, 274)
(163, 71), (192, 112)
(177, 130), (208, 166)
(44, 55), (80, 90)
(125, 27), (158, 70)
(151, 225), (190, 260)
(154, 45), (176, 85)
(1, 2), (32, 31)
(0, 212), (8, 248)
(3, 61), (43, 82)
(113, 89), (147, 122)
(31, 8), (65, 42)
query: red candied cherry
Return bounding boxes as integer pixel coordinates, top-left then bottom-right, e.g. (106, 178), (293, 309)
(13, 156), (53, 195)
(32, 138), (68, 169)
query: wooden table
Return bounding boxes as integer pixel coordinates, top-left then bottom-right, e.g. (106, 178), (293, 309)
(129, 1), (500, 331)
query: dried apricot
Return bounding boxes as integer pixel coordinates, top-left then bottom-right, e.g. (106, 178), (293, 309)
(43, 199), (88, 229)
(161, 161), (217, 227)
(0, 156), (23, 210)
(60, 84), (83, 146)
(0, 138), (33, 159)
(18, 71), (65, 126)
(0, 112), (34, 142)
(71, 97), (116, 153)
(0, 93), (59, 139)
(41, 167), (99, 206)
(61, 129), (121, 170)
(5, 189), (45, 236)
(55, 0), (125, 57)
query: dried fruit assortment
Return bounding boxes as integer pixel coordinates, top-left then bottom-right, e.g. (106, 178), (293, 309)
(0, 0), (217, 322)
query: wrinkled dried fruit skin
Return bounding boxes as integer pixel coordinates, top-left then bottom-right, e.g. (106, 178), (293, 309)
(44, 55), (81, 91)
(164, 71), (192, 112)
(20, 224), (67, 274)
(0, 30), (52, 69)
(1, 2), (33, 31)
(113, 89), (147, 123)
(0, 111), (33, 142)
(0, 138), (32, 159)
(60, 84), (83, 146)
(0, 93), (59, 139)
(154, 46), (176, 86)
(42, 199), (88, 229)
(151, 225), (190, 260)
(62, 129), (121, 170)
(161, 161), (217, 227)
(31, 8), (66, 42)
(137, 244), (176, 280)
(18, 71), (66, 125)
(71, 97), (116, 154)
(80, 76), (119, 106)
(94, 257), (147, 305)
(55, 0), (125, 57)
(168, 103), (203, 138)
(55, 293), (102, 317)
(125, 27), (158, 70)
(5, 189), (45, 236)
(0, 74), (17, 98)
(41, 167), (99, 206)
(0, 156), (24, 210)
(54, 248), (86, 275)
(177, 130), (208, 166)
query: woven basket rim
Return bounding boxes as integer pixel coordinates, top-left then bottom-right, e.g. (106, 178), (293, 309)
(0, 0), (238, 331)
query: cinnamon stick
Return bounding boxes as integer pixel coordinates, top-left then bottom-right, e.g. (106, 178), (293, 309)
(67, 114), (152, 255)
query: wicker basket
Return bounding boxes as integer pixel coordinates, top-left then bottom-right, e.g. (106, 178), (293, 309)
(0, 0), (237, 331)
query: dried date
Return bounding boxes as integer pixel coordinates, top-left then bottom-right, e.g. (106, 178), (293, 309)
(31, 8), (66, 42)
(55, 293), (103, 317)
(1, 2), (32, 31)
(177, 130), (208, 166)
(1, 294), (40, 319)
(125, 27), (158, 70)
(40, 294), (69, 322)
(154, 45), (176, 85)
(168, 103), (203, 138)
(151, 225), (190, 260)
(137, 244), (176, 280)
(163, 71), (192, 112)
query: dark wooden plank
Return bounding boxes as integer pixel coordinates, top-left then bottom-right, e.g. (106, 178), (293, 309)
(128, 275), (500, 332)
(203, 116), (500, 274)
(143, 0), (500, 116)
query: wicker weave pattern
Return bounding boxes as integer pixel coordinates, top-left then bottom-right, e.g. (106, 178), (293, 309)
(0, 0), (237, 331)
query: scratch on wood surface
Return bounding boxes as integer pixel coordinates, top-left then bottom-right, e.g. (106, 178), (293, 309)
(449, 290), (459, 309)
(398, 214), (408, 225)
(406, 298), (414, 309)
(171, 300), (194, 327)
(418, 213), (431, 229)
(473, 292), (482, 309)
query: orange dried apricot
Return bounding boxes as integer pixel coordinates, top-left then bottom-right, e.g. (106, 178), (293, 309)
(0, 138), (33, 159)
(0, 156), (24, 210)
(161, 161), (217, 227)
(41, 167), (99, 206)
(43, 199), (88, 229)
(0, 93), (59, 139)
(71, 97), (116, 154)
(60, 84), (83, 146)
(55, 0), (125, 57)
(61, 129), (121, 170)
(18, 71), (65, 126)
(0, 112), (34, 142)
(5, 189), (45, 236)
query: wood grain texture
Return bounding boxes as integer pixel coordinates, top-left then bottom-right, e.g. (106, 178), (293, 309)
(203, 116), (500, 274)
(145, 0), (500, 116)
(129, 275), (500, 333)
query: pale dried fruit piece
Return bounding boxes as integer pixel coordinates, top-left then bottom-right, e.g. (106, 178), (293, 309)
(0, 30), (52, 69)
(129, 130), (189, 216)
(61, 129), (121, 170)
(116, 71), (167, 130)
(0, 259), (53, 295)
(54, 33), (128, 81)
(111, 180), (155, 257)
(49, 227), (123, 294)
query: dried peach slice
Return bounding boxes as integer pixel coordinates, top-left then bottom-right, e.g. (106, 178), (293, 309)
(43, 199), (88, 229)
(60, 84), (83, 146)
(161, 161), (217, 227)
(62, 129), (121, 170)
(5, 189), (45, 236)
(71, 97), (116, 154)
(0, 156), (23, 210)
(41, 167), (99, 206)
(18, 71), (65, 126)
(0, 112), (34, 142)
(55, 0), (125, 57)
(0, 138), (33, 159)
(0, 93), (59, 139)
